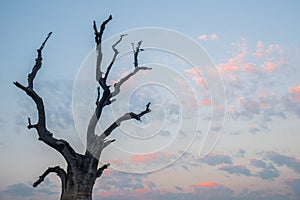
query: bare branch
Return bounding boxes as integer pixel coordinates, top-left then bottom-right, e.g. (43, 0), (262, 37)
(14, 33), (78, 164)
(133, 41), (143, 68)
(95, 86), (100, 105)
(103, 139), (116, 149)
(104, 34), (127, 81)
(27, 117), (37, 129)
(110, 41), (150, 99)
(96, 163), (110, 178)
(93, 15), (112, 46)
(110, 66), (151, 99)
(27, 32), (52, 89)
(94, 15), (113, 82)
(100, 102), (151, 138)
(33, 166), (66, 188)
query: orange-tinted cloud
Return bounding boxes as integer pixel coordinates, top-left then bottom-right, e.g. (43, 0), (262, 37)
(262, 61), (276, 72)
(135, 188), (148, 194)
(243, 62), (257, 74)
(289, 85), (300, 102)
(200, 99), (211, 106)
(192, 181), (224, 189)
(131, 152), (172, 163)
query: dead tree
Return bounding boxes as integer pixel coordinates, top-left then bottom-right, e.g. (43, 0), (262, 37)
(14, 15), (151, 200)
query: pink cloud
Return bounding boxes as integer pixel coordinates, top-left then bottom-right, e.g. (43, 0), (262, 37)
(218, 62), (240, 73)
(193, 76), (205, 87)
(266, 44), (282, 55)
(210, 34), (218, 40)
(242, 62), (257, 74)
(262, 61), (276, 72)
(218, 38), (247, 73)
(239, 97), (261, 114)
(184, 67), (201, 75)
(254, 41), (264, 58)
(198, 33), (218, 41)
(184, 67), (206, 87)
(254, 41), (285, 59)
(200, 99), (211, 106)
(198, 34), (208, 41)
(289, 85), (300, 102)
(131, 152), (172, 163)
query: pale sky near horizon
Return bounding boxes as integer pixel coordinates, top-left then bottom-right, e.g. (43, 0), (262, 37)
(1, 1), (300, 200)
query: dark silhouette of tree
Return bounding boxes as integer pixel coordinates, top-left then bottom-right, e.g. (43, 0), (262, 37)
(14, 15), (151, 200)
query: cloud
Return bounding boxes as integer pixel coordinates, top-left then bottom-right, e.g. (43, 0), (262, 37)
(262, 61), (276, 72)
(234, 149), (246, 158)
(288, 85), (300, 102)
(198, 34), (219, 41)
(95, 170), (147, 193)
(219, 164), (251, 176)
(257, 167), (279, 180)
(201, 154), (233, 166)
(0, 182), (58, 200)
(192, 182), (224, 188)
(3, 183), (34, 197)
(174, 186), (183, 191)
(131, 152), (172, 164)
(286, 178), (300, 199)
(200, 99), (211, 106)
(198, 34), (208, 41)
(218, 62), (240, 73)
(263, 151), (300, 173)
(253, 41), (285, 59)
(184, 67), (206, 88)
(249, 125), (261, 134)
(18, 80), (74, 131)
(254, 41), (264, 58)
(250, 159), (267, 168)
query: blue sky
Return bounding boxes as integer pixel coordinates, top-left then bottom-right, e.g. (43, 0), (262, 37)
(1, 1), (300, 199)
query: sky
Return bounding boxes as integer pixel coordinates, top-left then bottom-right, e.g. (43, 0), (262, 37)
(1, 0), (300, 199)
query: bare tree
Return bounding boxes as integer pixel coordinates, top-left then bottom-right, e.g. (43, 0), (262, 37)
(14, 15), (151, 200)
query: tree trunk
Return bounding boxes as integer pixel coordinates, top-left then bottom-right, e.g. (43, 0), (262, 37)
(61, 159), (97, 200)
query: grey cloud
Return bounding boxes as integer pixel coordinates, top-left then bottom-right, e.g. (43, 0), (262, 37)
(202, 154), (233, 166)
(249, 127), (261, 134)
(264, 151), (300, 173)
(174, 186), (183, 191)
(250, 159), (267, 168)
(3, 183), (34, 197)
(1, 182), (57, 198)
(219, 165), (251, 176)
(17, 80), (74, 132)
(257, 167), (279, 180)
(286, 178), (300, 199)
(235, 149), (246, 158)
(94, 183), (291, 200)
(95, 170), (148, 192)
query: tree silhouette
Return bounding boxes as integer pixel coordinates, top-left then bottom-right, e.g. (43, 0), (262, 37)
(14, 15), (151, 200)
